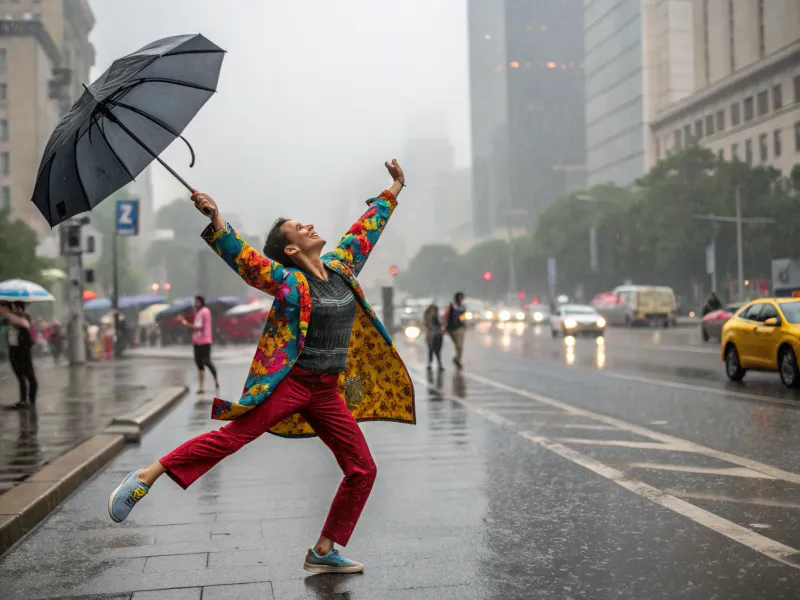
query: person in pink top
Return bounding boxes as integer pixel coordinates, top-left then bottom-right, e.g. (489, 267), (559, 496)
(179, 296), (219, 393)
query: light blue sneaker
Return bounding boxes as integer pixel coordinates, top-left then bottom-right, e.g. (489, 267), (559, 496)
(108, 469), (149, 523)
(303, 548), (364, 574)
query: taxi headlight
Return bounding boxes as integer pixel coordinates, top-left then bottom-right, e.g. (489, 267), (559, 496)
(500, 310), (511, 321)
(465, 311), (473, 320)
(485, 311), (494, 320)
(516, 311), (525, 321)
(533, 312), (544, 322)
(404, 326), (420, 339)
(564, 318), (577, 329)
(596, 317), (606, 328)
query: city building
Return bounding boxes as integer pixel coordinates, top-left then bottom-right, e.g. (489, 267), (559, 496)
(0, 0), (94, 237)
(468, 0), (586, 238)
(651, 0), (800, 178)
(584, 0), (695, 187)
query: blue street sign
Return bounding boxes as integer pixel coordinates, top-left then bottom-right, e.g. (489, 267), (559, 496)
(115, 198), (139, 236)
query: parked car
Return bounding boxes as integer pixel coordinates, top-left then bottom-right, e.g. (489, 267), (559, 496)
(551, 304), (606, 338)
(701, 302), (744, 341)
(721, 298), (800, 387)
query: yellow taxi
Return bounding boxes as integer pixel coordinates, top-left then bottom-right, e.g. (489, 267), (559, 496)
(721, 298), (800, 388)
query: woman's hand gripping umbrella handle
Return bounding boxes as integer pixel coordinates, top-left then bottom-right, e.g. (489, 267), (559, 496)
(191, 191), (225, 230)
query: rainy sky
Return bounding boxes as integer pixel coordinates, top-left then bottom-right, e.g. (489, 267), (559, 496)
(88, 0), (471, 232)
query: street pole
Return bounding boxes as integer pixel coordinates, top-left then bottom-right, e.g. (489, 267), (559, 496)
(506, 214), (517, 304)
(735, 185), (744, 302)
(64, 224), (86, 365)
(111, 230), (120, 358)
(692, 187), (774, 303)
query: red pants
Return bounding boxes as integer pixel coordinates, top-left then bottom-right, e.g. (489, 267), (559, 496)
(160, 366), (376, 546)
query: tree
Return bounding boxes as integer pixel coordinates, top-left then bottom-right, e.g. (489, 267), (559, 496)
(87, 198), (145, 297)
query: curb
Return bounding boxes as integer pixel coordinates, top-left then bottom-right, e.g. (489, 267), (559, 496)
(105, 385), (188, 442)
(0, 385), (187, 556)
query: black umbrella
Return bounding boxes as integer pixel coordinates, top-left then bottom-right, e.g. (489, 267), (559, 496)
(32, 34), (225, 227)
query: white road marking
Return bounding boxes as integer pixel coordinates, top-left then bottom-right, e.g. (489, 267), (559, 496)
(565, 368), (800, 407)
(621, 462), (776, 479)
(464, 372), (800, 485)
(554, 439), (684, 451)
(751, 524), (772, 529)
(663, 489), (800, 509)
(542, 423), (619, 431)
(411, 374), (800, 569)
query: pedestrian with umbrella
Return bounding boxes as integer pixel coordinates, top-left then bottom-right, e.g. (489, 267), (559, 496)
(0, 303), (37, 409)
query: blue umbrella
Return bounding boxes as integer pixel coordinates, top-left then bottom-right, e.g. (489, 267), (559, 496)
(0, 279), (55, 303)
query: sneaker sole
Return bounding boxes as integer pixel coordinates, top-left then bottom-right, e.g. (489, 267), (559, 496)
(303, 562), (364, 574)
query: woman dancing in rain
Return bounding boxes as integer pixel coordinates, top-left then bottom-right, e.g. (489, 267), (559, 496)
(108, 160), (415, 574)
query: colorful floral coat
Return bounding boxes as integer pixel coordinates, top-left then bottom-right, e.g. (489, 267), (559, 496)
(201, 189), (415, 438)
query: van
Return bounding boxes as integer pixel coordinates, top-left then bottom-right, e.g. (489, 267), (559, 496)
(595, 285), (677, 327)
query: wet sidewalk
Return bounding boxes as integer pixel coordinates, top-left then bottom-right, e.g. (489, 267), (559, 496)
(0, 358), (187, 494)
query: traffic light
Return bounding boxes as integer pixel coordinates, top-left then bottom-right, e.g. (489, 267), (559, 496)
(483, 271), (492, 281)
(518, 291), (525, 298)
(164, 283), (172, 291)
(389, 265), (398, 277)
(151, 283), (159, 291)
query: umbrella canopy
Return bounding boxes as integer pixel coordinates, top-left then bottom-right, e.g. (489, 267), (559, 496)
(156, 297), (195, 320)
(84, 295), (164, 311)
(138, 303), (170, 327)
(225, 300), (271, 317)
(0, 279), (55, 303)
(32, 34), (225, 227)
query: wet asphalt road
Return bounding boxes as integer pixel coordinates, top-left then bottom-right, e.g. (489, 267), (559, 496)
(1, 326), (800, 599)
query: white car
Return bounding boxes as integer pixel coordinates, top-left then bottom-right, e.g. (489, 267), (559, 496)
(551, 304), (606, 338)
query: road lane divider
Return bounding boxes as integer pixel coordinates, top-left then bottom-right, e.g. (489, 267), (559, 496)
(411, 370), (800, 569)
(463, 371), (800, 485)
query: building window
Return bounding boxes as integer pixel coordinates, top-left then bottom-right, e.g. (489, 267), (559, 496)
(745, 139), (753, 164)
(694, 119), (704, 139)
(0, 83), (6, 103)
(716, 109), (726, 131)
(731, 102), (741, 126)
(774, 129), (782, 157)
(0, 151), (8, 175)
(0, 48), (6, 72)
(758, 0), (765, 57)
(795, 122), (800, 152)
(0, 186), (8, 212)
(0, 120), (7, 141)
(757, 90), (768, 116)
(674, 129), (683, 149)
(759, 133), (768, 162)
(684, 124), (692, 143)
(743, 97), (754, 121)
(728, 0), (735, 71)
(794, 75), (800, 104)
(705, 115), (715, 136)
(732, 143), (739, 160)
(773, 84), (783, 110)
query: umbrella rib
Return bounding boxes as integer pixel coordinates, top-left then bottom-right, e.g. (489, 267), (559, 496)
(133, 77), (217, 93)
(94, 114), (138, 182)
(104, 99), (196, 168)
(72, 128), (93, 213)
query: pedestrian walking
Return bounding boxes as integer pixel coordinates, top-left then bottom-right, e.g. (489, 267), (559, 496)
(49, 321), (63, 364)
(423, 303), (444, 371)
(444, 292), (467, 369)
(108, 159), (415, 575)
(0, 302), (37, 409)
(179, 296), (219, 394)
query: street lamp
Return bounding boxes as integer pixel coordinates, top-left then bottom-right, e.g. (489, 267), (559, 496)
(692, 185), (774, 302)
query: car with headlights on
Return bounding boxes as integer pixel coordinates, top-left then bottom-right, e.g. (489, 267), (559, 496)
(528, 305), (551, 325)
(490, 306), (527, 325)
(551, 304), (606, 338)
